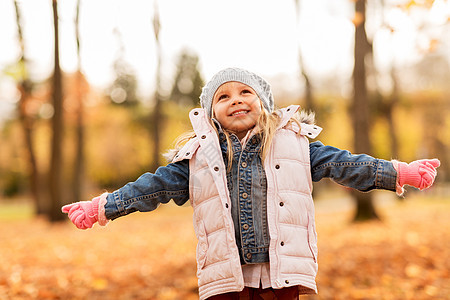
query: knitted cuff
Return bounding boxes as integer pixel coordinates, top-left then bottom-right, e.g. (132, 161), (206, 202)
(391, 160), (405, 196)
(97, 192), (109, 226)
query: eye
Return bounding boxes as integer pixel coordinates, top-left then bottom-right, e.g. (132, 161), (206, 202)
(242, 89), (252, 94)
(218, 94), (228, 101)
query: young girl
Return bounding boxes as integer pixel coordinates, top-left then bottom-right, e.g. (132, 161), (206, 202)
(62, 68), (440, 300)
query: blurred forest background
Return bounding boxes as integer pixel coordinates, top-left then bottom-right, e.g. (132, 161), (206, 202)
(0, 0), (449, 299)
(0, 0), (448, 221)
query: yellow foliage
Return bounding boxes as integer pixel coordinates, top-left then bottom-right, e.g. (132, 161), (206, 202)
(371, 118), (392, 159)
(352, 12), (365, 27)
(0, 89), (447, 197)
(314, 97), (354, 152)
(161, 102), (194, 154)
(85, 103), (153, 187)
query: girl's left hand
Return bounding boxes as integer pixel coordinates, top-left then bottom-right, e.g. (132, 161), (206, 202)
(396, 159), (440, 190)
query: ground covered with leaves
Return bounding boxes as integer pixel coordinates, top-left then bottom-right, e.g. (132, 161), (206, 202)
(0, 192), (449, 299)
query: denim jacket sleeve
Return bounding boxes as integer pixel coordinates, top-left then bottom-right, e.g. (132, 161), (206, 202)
(104, 159), (190, 220)
(309, 141), (397, 192)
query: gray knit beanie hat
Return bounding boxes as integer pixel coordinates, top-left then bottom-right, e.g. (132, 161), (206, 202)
(200, 67), (274, 117)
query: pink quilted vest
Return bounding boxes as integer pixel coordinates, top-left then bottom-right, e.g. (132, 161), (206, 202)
(172, 105), (321, 299)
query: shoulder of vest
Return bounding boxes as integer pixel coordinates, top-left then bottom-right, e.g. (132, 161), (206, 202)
(170, 137), (200, 163)
(280, 122), (322, 139)
(276, 105), (322, 139)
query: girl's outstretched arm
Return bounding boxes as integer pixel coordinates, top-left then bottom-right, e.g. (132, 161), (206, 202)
(62, 159), (190, 229)
(309, 141), (439, 193)
(309, 141), (397, 192)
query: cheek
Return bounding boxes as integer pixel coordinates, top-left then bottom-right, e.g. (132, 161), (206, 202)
(212, 103), (226, 120)
(249, 96), (262, 111)
(252, 103), (262, 116)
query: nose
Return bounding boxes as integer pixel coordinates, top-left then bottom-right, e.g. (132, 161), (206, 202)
(231, 96), (243, 106)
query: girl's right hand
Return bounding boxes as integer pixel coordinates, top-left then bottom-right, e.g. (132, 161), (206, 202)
(62, 196), (101, 229)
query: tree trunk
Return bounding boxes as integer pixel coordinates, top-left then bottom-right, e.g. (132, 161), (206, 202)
(299, 53), (314, 113)
(13, 0), (45, 214)
(151, 90), (162, 172)
(352, 0), (379, 221)
(73, 0), (85, 203)
(387, 67), (399, 158)
(18, 83), (45, 214)
(73, 70), (85, 203)
(151, 4), (162, 172)
(48, 0), (65, 222)
(294, 0), (314, 113)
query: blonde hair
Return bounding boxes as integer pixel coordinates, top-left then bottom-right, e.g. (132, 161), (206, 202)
(165, 107), (315, 170)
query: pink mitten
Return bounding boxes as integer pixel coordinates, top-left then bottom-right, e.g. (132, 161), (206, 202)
(396, 159), (440, 191)
(62, 196), (101, 229)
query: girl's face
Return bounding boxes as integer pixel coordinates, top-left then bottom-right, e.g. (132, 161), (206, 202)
(212, 82), (262, 139)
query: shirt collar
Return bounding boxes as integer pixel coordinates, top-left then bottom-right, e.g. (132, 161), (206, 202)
(212, 118), (261, 147)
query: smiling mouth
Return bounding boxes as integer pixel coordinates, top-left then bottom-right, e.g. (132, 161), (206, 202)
(230, 110), (249, 116)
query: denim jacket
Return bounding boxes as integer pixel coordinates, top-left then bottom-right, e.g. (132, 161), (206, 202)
(104, 131), (398, 262)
